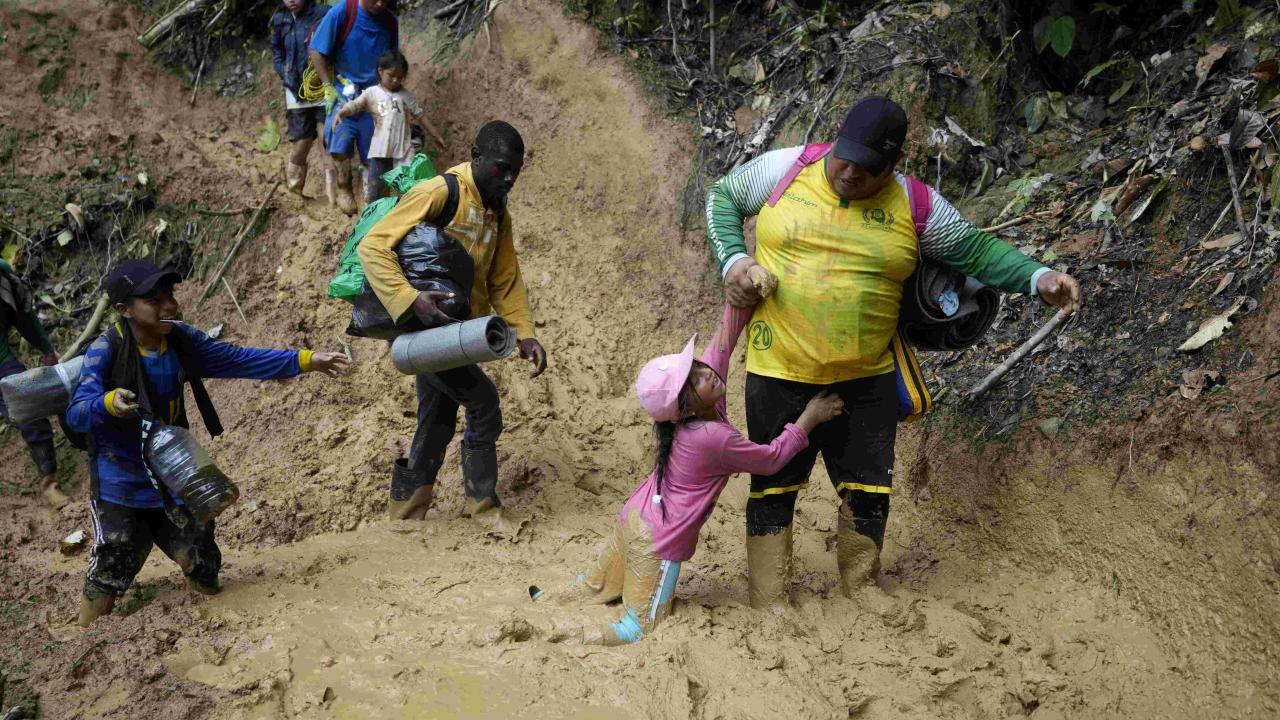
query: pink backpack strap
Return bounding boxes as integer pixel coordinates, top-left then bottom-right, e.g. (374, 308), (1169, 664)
(766, 143), (831, 207)
(904, 175), (932, 236)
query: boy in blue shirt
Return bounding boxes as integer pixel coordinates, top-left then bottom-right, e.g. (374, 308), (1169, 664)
(67, 260), (349, 626)
(268, 0), (330, 197)
(307, 0), (399, 214)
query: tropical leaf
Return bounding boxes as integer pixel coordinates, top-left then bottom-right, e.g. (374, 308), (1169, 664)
(1047, 16), (1075, 58)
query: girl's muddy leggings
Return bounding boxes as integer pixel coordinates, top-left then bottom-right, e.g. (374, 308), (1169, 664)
(583, 510), (681, 645)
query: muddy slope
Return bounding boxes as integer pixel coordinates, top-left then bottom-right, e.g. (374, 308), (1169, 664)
(0, 1), (1276, 719)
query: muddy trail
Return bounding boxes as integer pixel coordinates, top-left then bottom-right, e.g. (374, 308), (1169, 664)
(1, 1), (1278, 718)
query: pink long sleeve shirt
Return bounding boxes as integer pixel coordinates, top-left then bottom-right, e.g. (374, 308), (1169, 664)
(619, 304), (810, 562)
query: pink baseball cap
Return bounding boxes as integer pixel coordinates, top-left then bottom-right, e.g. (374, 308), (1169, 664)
(635, 334), (698, 422)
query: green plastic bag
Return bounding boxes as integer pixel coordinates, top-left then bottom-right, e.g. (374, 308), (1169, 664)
(327, 154), (439, 301)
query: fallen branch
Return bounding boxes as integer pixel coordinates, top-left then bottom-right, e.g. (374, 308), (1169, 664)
(433, 0), (468, 18)
(194, 206), (250, 217)
(966, 308), (1072, 399)
(197, 181), (280, 307)
(708, 0), (716, 76)
(803, 60), (846, 145)
(1219, 142), (1251, 258)
(979, 211), (1052, 233)
(59, 293), (111, 362)
(138, 0), (217, 49)
(221, 277), (248, 324)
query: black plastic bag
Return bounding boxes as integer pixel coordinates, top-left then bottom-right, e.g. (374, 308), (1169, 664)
(346, 222), (474, 339)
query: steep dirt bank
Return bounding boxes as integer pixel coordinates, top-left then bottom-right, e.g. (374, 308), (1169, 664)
(1, 1), (1277, 718)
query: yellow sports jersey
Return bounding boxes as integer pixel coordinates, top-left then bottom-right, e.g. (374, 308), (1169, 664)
(748, 160), (918, 383)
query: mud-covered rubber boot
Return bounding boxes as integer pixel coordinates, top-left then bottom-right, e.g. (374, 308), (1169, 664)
(836, 503), (897, 616)
(462, 442), (527, 540)
(333, 158), (356, 215)
(286, 161), (307, 196)
(836, 503), (882, 596)
(77, 593), (115, 627)
(324, 166), (337, 205)
(746, 526), (793, 614)
(388, 457), (436, 521)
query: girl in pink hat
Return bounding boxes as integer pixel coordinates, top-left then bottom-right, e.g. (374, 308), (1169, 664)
(548, 298), (844, 645)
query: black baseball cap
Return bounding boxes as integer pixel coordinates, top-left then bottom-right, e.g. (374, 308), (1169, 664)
(833, 97), (908, 176)
(106, 260), (182, 304)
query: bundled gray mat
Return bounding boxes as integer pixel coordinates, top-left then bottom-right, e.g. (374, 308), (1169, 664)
(391, 315), (517, 375)
(0, 355), (86, 424)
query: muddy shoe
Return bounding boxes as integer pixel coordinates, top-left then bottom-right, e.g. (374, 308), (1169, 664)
(286, 161), (307, 196)
(42, 480), (69, 511)
(77, 593), (116, 627)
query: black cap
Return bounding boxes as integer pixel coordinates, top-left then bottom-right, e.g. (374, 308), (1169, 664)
(833, 97), (908, 176)
(106, 260), (182, 305)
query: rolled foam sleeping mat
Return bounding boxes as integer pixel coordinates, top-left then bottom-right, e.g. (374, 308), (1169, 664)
(899, 262), (1000, 352)
(390, 315), (518, 375)
(0, 355), (86, 425)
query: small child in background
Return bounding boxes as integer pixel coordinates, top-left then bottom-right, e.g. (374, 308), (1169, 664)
(544, 295), (844, 645)
(269, 0), (330, 197)
(335, 49), (447, 203)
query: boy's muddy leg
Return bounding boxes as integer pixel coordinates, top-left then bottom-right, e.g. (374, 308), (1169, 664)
(153, 513), (223, 595)
(330, 154), (356, 214)
(287, 138), (313, 195)
(80, 499), (156, 625)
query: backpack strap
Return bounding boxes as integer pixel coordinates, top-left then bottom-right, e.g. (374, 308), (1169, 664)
(766, 143), (831, 208)
(168, 330), (223, 438)
(334, 0), (399, 65)
(904, 176), (933, 255)
(433, 173), (460, 229)
(335, 0), (359, 58)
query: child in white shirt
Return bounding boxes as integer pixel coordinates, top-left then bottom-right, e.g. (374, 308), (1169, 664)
(335, 49), (446, 203)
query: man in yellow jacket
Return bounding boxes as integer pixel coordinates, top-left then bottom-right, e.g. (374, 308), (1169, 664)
(358, 121), (547, 528)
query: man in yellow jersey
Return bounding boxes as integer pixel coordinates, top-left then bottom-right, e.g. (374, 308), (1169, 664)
(359, 121), (548, 531)
(705, 97), (1080, 611)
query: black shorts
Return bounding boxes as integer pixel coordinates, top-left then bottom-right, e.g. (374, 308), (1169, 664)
(286, 106), (326, 142)
(744, 371), (898, 545)
(84, 497), (221, 599)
